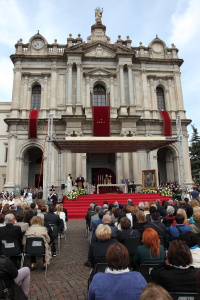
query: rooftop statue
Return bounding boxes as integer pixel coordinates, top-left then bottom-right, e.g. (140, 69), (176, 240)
(95, 7), (103, 24)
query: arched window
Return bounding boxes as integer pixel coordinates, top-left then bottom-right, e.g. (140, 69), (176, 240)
(93, 84), (106, 106)
(156, 87), (165, 111)
(31, 85), (41, 109)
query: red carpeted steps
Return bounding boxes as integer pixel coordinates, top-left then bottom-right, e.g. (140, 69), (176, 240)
(63, 193), (172, 219)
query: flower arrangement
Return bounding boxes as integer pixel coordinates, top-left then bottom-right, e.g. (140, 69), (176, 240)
(67, 188), (86, 200)
(66, 191), (78, 200)
(160, 188), (173, 197)
(140, 189), (158, 194)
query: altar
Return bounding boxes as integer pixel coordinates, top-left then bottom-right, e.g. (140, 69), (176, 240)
(97, 184), (127, 194)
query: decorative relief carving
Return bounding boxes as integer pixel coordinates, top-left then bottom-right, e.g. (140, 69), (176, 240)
(7, 133), (18, 139)
(51, 66), (58, 72)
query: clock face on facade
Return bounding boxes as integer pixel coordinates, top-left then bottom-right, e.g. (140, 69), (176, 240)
(152, 43), (163, 53)
(32, 39), (44, 49)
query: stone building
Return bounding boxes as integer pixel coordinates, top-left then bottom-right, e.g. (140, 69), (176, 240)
(1, 8), (192, 194)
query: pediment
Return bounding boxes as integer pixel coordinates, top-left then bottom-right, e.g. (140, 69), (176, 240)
(84, 43), (116, 58)
(86, 67), (115, 76)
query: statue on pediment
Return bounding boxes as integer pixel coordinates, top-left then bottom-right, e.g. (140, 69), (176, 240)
(95, 7), (103, 24)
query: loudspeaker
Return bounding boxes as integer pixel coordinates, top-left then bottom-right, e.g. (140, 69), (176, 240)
(61, 184), (65, 189)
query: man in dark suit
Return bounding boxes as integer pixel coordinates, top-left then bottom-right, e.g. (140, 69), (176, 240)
(0, 214), (23, 266)
(44, 205), (63, 256)
(144, 211), (169, 248)
(76, 174), (85, 188)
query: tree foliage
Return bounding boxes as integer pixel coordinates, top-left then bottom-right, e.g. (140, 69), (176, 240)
(189, 125), (200, 182)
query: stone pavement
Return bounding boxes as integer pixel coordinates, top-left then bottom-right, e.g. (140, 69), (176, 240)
(28, 219), (91, 300)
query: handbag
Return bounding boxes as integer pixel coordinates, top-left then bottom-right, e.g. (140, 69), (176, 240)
(0, 279), (27, 300)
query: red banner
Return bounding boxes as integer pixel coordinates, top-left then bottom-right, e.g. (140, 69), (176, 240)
(160, 111), (172, 136)
(92, 106), (110, 136)
(29, 109), (39, 139)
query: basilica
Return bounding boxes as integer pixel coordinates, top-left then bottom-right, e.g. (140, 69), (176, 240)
(0, 8), (192, 195)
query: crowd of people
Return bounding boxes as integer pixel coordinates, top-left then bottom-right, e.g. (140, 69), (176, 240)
(85, 194), (200, 299)
(0, 201), (67, 298)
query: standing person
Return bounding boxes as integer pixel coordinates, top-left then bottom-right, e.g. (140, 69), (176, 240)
(76, 174), (85, 189)
(67, 174), (73, 193)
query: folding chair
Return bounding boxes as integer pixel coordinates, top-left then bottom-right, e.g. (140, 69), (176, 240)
(48, 223), (60, 254)
(139, 263), (160, 283)
(1, 238), (24, 268)
(169, 292), (198, 300)
(23, 237), (48, 277)
(87, 263), (108, 290)
(122, 236), (141, 265)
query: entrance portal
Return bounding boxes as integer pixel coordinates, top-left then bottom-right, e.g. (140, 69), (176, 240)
(87, 153), (116, 184)
(22, 147), (43, 188)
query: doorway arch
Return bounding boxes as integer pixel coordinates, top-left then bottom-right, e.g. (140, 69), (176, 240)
(157, 146), (178, 185)
(22, 147), (43, 188)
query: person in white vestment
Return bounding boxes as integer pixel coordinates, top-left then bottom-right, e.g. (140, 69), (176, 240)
(67, 174), (73, 193)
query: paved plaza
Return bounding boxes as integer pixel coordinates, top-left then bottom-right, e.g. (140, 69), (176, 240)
(29, 219), (91, 300)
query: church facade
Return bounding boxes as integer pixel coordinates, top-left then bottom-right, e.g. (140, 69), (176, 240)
(1, 9), (192, 194)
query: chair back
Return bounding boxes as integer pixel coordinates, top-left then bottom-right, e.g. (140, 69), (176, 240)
(139, 263), (160, 283)
(169, 292), (198, 300)
(25, 237), (45, 255)
(122, 237), (140, 256)
(1, 239), (21, 255)
(94, 263), (108, 274)
(48, 223), (58, 239)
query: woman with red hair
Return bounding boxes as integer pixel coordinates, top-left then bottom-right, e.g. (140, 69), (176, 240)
(134, 228), (165, 269)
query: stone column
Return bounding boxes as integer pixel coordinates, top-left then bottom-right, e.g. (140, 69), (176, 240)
(21, 76), (29, 118)
(76, 63), (81, 104)
(76, 153), (82, 177)
(4, 134), (17, 188)
(110, 76), (115, 107)
(123, 153), (130, 179)
(82, 154), (87, 181)
(174, 69), (184, 111)
(11, 61), (22, 117)
(116, 153), (123, 183)
(132, 152), (138, 183)
(128, 64), (134, 105)
(85, 76), (90, 107)
(119, 64), (125, 105)
(66, 62), (73, 114)
(66, 152), (72, 175)
(40, 76), (48, 118)
(67, 62), (73, 104)
(50, 63), (57, 110)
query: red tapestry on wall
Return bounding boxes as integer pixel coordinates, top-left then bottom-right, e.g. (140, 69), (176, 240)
(160, 111), (172, 136)
(92, 106), (110, 136)
(29, 109), (39, 139)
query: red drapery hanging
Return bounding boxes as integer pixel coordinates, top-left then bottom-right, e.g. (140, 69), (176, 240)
(160, 111), (172, 136)
(29, 109), (39, 139)
(92, 106), (110, 137)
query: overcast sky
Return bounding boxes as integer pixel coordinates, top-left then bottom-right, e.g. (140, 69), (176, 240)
(0, 0), (199, 140)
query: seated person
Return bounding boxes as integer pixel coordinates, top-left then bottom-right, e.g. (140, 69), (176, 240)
(162, 206), (175, 228)
(86, 224), (118, 272)
(144, 211), (169, 247)
(88, 242), (147, 300)
(151, 240), (198, 293)
(134, 228), (165, 269)
(133, 210), (148, 237)
(23, 216), (51, 270)
(179, 231), (200, 268)
(0, 255), (30, 298)
(118, 217), (140, 243)
(14, 212), (29, 233)
(167, 214), (190, 241)
(139, 283), (172, 300)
